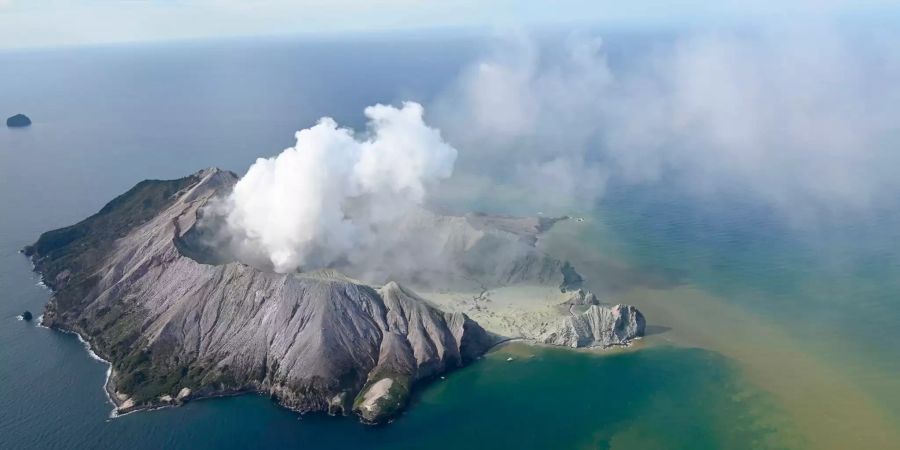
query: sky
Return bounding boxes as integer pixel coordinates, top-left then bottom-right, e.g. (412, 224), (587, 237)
(0, 0), (898, 50)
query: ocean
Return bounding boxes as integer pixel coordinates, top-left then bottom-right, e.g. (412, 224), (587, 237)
(1, 33), (898, 449)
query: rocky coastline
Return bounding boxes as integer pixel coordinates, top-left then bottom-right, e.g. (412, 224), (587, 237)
(24, 168), (644, 424)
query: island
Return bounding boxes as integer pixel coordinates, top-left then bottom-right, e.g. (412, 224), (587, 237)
(6, 114), (31, 127)
(21, 311), (33, 321)
(24, 168), (644, 423)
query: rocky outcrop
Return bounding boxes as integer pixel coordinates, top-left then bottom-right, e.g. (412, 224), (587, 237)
(21, 310), (33, 321)
(26, 168), (494, 423)
(6, 114), (31, 127)
(540, 304), (645, 348)
(562, 289), (599, 307)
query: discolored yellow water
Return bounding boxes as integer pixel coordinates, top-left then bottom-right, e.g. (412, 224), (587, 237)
(541, 216), (900, 450)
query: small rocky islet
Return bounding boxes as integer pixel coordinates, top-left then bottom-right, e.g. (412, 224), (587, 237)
(23, 168), (645, 424)
(6, 114), (32, 127)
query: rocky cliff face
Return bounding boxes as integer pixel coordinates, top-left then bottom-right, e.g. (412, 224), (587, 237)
(539, 289), (645, 348)
(540, 303), (645, 348)
(26, 168), (493, 423)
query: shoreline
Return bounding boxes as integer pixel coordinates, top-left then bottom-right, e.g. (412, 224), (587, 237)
(37, 317), (124, 418)
(31, 266), (127, 418)
(486, 335), (641, 354)
(25, 249), (644, 424)
(38, 309), (642, 422)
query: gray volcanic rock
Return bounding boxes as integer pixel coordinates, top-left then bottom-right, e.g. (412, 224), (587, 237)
(27, 168), (494, 423)
(6, 114), (31, 127)
(562, 289), (599, 307)
(464, 212), (565, 246)
(423, 211), (570, 288)
(352, 281), (493, 422)
(179, 189), (576, 292)
(540, 303), (645, 348)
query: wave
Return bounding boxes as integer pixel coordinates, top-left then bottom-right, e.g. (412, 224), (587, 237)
(38, 324), (120, 417)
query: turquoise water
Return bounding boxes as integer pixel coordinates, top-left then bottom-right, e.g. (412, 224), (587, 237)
(593, 185), (900, 421)
(2, 35), (898, 449)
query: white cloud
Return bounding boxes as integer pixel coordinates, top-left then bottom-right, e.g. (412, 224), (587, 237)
(431, 24), (900, 223)
(432, 32), (615, 210)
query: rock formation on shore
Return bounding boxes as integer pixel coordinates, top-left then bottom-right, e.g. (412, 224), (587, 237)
(24, 167), (645, 423)
(6, 114), (31, 127)
(540, 303), (645, 348)
(546, 288), (645, 347)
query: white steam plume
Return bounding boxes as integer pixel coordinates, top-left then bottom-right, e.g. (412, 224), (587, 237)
(223, 102), (457, 273)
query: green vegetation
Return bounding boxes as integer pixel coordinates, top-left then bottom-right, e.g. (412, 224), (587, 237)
(114, 346), (213, 403)
(25, 173), (201, 404)
(25, 175), (198, 313)
(352, 371), (412, 423)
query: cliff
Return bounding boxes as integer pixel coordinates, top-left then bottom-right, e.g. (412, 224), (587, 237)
(540, 303), (645, 348)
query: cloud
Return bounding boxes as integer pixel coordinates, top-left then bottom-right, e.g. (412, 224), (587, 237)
(431, 32), (614, 210)
(219, 102), (457, 273)
(606, 25), (900, 221)
(430, 24), (900, 223)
